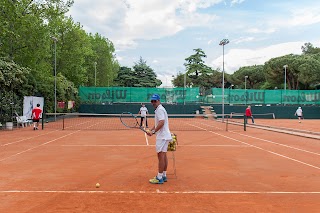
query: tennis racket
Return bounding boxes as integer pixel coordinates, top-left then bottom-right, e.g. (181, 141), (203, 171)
(120, 112), (149, 133)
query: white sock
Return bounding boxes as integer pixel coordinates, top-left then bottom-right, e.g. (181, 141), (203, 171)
(157, 173), (163, 180)
(163, 171), (167, 177)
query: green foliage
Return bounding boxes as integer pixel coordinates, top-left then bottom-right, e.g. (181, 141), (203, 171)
(115, 57), (161, 87)
(0, 58), (34, 122)
(0, 0), (118, 113)
(231, 65), (265, 89)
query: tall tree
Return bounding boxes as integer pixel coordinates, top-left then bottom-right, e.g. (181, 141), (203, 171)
(131, 57), (161, 87)
(87, 33), (119, 87)
(301, 42), (320, 55)
(231, 65), (265, 89)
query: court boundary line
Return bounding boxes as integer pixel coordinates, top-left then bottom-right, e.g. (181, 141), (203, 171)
(61, 144), (250, 147)
(198, 121), (320, 156)
(1, 130), (59, 146)
(233, 132), (320, 156)
(0, 131), (81, 162)
(188, 123), (320, 170)
(1, 190), (320, 194)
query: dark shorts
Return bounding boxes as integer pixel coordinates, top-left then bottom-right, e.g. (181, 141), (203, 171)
(33, 119), (40, 122)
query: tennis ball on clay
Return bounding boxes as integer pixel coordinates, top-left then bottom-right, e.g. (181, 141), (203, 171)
(96, 183), (100, 188)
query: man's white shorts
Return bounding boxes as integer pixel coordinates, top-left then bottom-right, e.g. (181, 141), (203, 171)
(156, 139), (171, 153)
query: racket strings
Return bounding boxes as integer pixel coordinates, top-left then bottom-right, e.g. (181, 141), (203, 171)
(121, 114), (139, 128)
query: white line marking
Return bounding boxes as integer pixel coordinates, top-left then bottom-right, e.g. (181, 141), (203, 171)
(62, 144), (154, 147)
(0, 131), (81, 162)
(188, 124), (320, 170)
(1, 130), (59, 146)
(61, 144), (249, 147)
(0, 190), (319, 194)
(234, 132), (320, 156)
(199, 121), (320, 155)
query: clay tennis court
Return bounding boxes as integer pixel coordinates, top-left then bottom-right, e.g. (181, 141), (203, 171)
(1, 116), (320, 212)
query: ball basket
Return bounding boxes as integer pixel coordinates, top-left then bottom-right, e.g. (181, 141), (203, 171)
(168, 132), (178, 151)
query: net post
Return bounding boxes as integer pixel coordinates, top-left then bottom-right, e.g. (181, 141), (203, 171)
(244, 116), (246, 131)
(226, 115), (228, 131)
(41, 116), (44, 130)
(63, 114), (65, 130)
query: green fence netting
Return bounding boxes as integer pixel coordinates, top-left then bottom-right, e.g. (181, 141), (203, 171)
(79, 87), (320, 105)
(209, 88), (320, 105)
(79, 87), (201, 104)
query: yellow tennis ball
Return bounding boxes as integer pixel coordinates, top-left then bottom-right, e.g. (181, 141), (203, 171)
(96, 183), (100, 188)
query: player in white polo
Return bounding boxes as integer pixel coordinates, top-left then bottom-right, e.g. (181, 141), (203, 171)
(294, 106), (303, 123)
(147, 94), (172, 184)
(138, 103), (148, 128)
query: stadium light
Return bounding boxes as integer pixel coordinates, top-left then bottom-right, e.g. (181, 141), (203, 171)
(219, 38), (229, 122)
(51, 36), (58, 121)
(244, 76), (248, 90)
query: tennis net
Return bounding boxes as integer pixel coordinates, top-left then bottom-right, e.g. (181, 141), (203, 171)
(43, 113), (245, 131)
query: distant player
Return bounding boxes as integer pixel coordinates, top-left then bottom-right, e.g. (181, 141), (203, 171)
(294, 106), (303, 123)
(32, 104), (42, 130)
(138, 103), (148, 128)
(245, 105), (255, 124)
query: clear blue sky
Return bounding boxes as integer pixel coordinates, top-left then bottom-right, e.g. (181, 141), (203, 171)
(68, 0), (320, 87)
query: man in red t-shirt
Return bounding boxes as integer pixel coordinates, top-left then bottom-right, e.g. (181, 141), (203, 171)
(245, 105), (255, 124)
(32, 104), (42, 130)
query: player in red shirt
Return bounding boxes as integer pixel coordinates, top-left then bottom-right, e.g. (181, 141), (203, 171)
(32, 104), (42, 130)
(245, 105), (255, 124)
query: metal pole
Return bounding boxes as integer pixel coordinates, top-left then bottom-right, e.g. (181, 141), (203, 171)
(283, 65), (288, 105)
(184, 72), (186, 105)
(94, 62), (97, 87)
(219, 39), (229, 122)
(222, 45), (225, 122)
(94, 62), (97, 104)
(283, 65), (287, 91)
(245, 76), (248, 106)
(52, 37), (57, 121)
(245, 76), (247, 90)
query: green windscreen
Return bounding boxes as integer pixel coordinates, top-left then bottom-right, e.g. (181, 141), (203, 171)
(79, 87), (201, 104)
(210, 88), (320, 105)
(79, 87), (320, 105)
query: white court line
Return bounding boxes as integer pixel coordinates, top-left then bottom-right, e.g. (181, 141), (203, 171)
(0, 121), (103, 162)
(188, 124), (320, 170)
(61, 144), (248, 147)
(0, 190), (320, 194)
(1, 130), (59, 146)
(200, 122), (320, 156)
(62, 144), (154, 147)
(234, 132), (320, 156)
(0, 131), (80, 162)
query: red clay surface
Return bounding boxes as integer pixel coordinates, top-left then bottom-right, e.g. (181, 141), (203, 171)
(0, 118), (320, 212)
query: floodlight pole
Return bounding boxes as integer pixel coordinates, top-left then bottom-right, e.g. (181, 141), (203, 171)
(283, 65), (288, 91)
(51, 36), (58, 121)
(94, 62), (97, 104)
(245, 76), (248, 105)
(184, 72), (186, 105)
(283, 65), (288, 105)
(219, 39), (229, 122)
